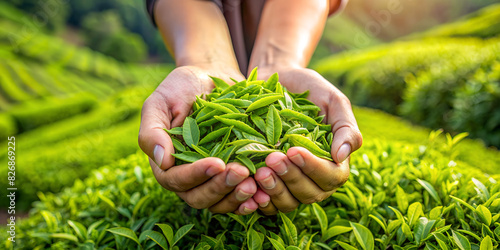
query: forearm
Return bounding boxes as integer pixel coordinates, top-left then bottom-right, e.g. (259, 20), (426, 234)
(248, 0), (331, 72)
(154, 0), (240, 72)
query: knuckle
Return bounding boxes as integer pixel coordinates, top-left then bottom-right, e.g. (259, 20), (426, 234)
(280, 204), (298, 214)
(302, 193), (328, 204)
(184, 196), (209, 210)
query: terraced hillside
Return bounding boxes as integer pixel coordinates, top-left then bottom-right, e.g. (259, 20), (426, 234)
(0, 4), (171, 209)
(315, 3), (500, 148)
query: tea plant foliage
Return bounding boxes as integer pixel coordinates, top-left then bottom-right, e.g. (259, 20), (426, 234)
(4, 129), (500, 249)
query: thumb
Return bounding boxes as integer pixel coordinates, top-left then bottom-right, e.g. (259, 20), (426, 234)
(328, 97), (363, 164)
(138, 95), (183, 170)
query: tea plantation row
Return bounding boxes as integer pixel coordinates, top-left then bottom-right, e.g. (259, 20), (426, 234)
(315, 3), (500, 148)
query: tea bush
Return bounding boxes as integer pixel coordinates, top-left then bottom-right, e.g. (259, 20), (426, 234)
(408, 3), (500, 39)
(4, 130), (499, 249)
(315, 7), (500, 147)
(0, 113), (16, 139)
(4, 94), (98, 133)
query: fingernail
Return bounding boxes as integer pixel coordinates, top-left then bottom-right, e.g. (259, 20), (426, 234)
(153, 145), (164, 167)
(236, 190), (252, 201)
(206, 165), (223, 177)
(226, 170), (244, 186)
(260, 175), (276, 189)
(337, 143), (351, 163)
(270, 160), (288, 176)
(259, 201), (269, 208)
(243, 207), (254, 214)
(289, 153), (305, 167)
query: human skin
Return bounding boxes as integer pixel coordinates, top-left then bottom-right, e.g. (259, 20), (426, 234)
(138, 0), (362, 215)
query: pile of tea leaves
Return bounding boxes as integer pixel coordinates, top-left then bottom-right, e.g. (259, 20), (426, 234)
(165, 68), (334, 173)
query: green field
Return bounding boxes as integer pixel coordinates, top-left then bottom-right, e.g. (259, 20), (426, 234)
(1, 3), (500, 250)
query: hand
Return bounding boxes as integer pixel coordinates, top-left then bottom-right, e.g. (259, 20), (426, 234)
(253, 67), (363, 215)
(139, 65), (259, 215)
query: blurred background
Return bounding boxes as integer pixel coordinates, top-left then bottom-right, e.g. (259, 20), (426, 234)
(0, 0), (499, 211)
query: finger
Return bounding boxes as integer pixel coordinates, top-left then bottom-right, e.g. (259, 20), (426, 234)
(138, 94), (178, 170)
(176, 162), (249, 209)
(254, 188), (278, 215)
(263, 152), (331, 205)
(149, 157), (226, 192)
(209, 175), (257, 214)
(235, 198), (259, 215)
(326, 91), (363, 164)
(255, 163), (299, 213)
(287, 147), (349, 192)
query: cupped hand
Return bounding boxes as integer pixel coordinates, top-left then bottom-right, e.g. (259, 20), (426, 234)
(139, 65), (259, 214)
(253, 67), (363, 215)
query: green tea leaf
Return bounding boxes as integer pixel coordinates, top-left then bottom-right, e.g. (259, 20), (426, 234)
(395, 186), (409, 213)
(312, 203), (328, 238)
(191, 144), (210, 158)
(213, 98), (252, 108)
(199, 127), (231, 145)
(133, 195), (151, 218)
(267, 237), (286, 250)
(237, 155), (256, 174)
(368, 214), (387, 233)
(266, 105), (282, 145)
(156, 224), (174, 246)
(350, 222), (374, 250)
(246, 95), (283, 112)
(285, 134), (332, 160)
(407, 202), (424, 227)
(173, 224), (194, 247)
(472, 178), (490, 202)
(415, 218), (436, 245)
(171, 137), (186, 152)
(323, 226), (352, 241)
(387, 220), (402, 234)
(198, 113), (248, 127)
(402, 222), (413, 242)
(280, 109), (318, 125)
(263, 73), (279, 91)
(50, 233), (79, 242)
(248, 67), (258, 81)
(247, 228), (263, 250)
(107, 227), (140, 246)
(198, 98), (236, 114)
(145, 231), (169, 250)
(450, 195), (476, 212)
(417, 179), (441, 204)
(68, 220), (87, 241)
(209, 76), (230, 90)
(196, 109), (221, 123)
(280, 212), (297, 246)
(172, 151), (204, 163)
(165, 127), (183, 135)
(218, 145), (237, 163)
(251, 114), (267, 133)
(480, 235), (493, 250)
(242, 132), (269, 144)
(335, 241), (358, 250)
(283, 92), (293, 109)
(475, 205), (492, 226)
(183, 117), (200, 148)
(433, 232), (449, 250)
(286, 127), (309, 135)
(215, 116), (263, 138)
(452, 230), (471, 250)
(235, 143), (280, 157)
